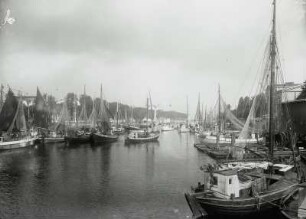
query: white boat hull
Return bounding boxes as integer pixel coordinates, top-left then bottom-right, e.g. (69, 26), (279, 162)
(161, 126), (174, 132)
(200, 135), (262, 146)
(0, 137), (37, 150)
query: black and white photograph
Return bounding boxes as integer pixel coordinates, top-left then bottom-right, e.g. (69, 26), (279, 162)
(0, 0), (306, 218)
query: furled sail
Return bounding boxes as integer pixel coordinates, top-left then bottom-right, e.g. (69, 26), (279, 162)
(194, 93), (203, 124)
(220, 97), (244, 130)
(88, 100), (98, 128)
(33, 87), (49, 129)
(0, 89), (18, 132)
(15, 96), (27, 132)
(78, 86), (88, 122)
(97, 85), (113, 132)
(54, 97), (70, 131)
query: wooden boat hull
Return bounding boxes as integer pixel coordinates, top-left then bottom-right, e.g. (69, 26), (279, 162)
(194, 144), (230, 159)
(92, 133), (118, 143)
(43, 137), (65, 144)
(126, 134), (159, 143)
(0, 137), (37, 150)
(187, 181), (298, 217)
(64, 135), (92, 144)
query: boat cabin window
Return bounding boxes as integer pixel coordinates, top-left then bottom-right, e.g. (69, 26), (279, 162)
(229, 178), (232, 184)
(212, 176), (218, 186)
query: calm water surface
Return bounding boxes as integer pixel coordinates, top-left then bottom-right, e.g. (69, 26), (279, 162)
(0, 132), (215, 219)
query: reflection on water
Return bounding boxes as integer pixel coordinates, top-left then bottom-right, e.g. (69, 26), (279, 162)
(0, 132), (207, 219)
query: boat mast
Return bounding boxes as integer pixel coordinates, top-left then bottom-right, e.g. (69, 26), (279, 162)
(146, 97), (149, 131)
(83, 85), (87, 121)
(0, 84), (3, 112)
(100, 84), (104, 124)
(197, 93), (200, 124)
(187, 96), (189, 127)
(116, 101), (119, 129)
(218, 84), (221, 134)
(269, 0), (276, 159)
(73, 93), (77, 125)
(131, 106), (134, 124)
(201, 103), (204, 127)
(204, 106), (207, 130)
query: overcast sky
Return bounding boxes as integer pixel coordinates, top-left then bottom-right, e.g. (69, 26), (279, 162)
(0, 0), (305, 114)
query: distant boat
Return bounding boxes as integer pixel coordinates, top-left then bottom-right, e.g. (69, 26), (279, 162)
(161, 124), (174, 132)
(0, 89), (37, 150)
(178, 124), (189, 133)
(92, 84), (118, 144)
(126, 96), (159, 143)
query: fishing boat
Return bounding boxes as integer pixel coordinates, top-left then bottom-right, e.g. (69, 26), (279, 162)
(43, 131), (65, 143)
(43, 98), (69, 144)
(161, 124), (174, 132)
(185, 164), (300, 217)
(123, 106), (140, 131)
(32, 88), (65, 144)
(0, 89), (37, 150)
(185, 1), (304, 217)
(178, 96), (190, 133)
(65, 87), (92, 144)
(32, 87), (51, 142)
(197, 85), (262, 155)
(126, 130), (159, 143)
(126, 96), (159, 143)
(65, 129), (92, 144)
(92, 84), (118, 144)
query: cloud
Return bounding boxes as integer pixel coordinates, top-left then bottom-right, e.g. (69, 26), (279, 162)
(0, 0), (305, 112)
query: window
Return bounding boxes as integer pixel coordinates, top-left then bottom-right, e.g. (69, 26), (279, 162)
(229, 178), (232, 184)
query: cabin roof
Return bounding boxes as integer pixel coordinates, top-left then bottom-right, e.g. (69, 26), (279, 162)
(215, 169), (238, 176)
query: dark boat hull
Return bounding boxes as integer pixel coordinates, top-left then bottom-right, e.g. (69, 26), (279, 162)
(92, 133), (118, 143)
(65, 135), (92, 144)
(194, 143), (231, 159)
(188, 182), (298, 217)
(43, 137), (65, 144)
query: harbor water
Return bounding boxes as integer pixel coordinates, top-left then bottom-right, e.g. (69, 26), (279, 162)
(0, 132), (215, 219)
